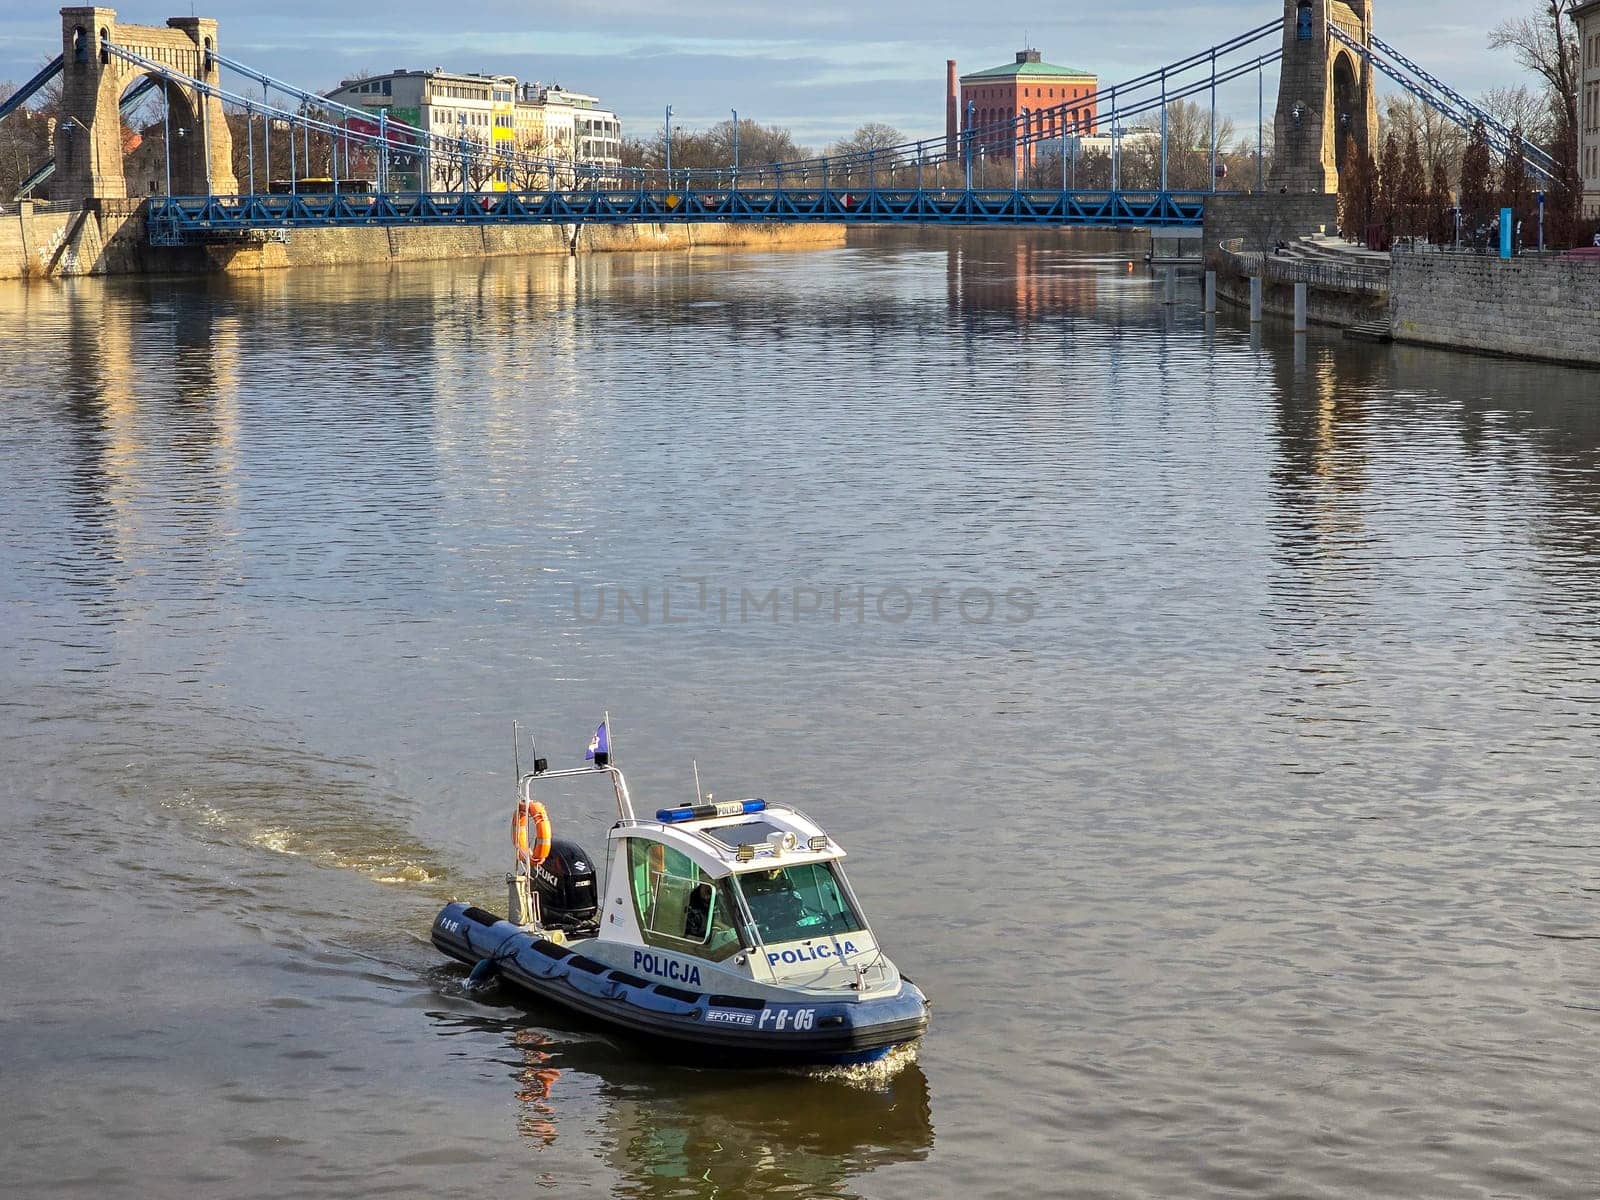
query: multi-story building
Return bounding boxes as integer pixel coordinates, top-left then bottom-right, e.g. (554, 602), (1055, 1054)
(1575, 0), (1600, 219)
(326, 69), (620, 192)
(945, 50), (1099, 164)
(489, 75), (516, 191)
(515, 83), (623, 186)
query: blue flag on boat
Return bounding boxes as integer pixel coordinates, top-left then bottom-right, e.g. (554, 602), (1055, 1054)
(585, 721), (609, 762)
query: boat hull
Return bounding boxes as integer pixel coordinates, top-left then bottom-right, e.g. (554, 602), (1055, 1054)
(432, 902), (929, 1066)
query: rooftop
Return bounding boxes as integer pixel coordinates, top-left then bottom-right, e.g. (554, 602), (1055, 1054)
(962, 49), (1094, 80)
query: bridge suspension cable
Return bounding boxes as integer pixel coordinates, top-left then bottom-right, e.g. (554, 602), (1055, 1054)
(12, 75), (158, 198)
(205, 49), (604, 186)
(102, 36), (635, 191)
(1369, 34), (1558, 177)
(100, 19), (1286, 196)
(737, 20), (1284, 185)
(0, 54), (62, 123)
(1328, 25), (1558, 184)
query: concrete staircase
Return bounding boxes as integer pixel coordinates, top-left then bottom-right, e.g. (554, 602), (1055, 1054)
(1344, 318), (1392, 342)
(1271, 233), (1392, 270)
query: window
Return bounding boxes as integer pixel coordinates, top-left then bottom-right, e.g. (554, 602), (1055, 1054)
(627, 840), (743, 961)
(733, 861), (865, 948)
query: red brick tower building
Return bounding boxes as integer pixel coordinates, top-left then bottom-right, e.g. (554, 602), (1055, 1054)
(945, 50), (1099, 166)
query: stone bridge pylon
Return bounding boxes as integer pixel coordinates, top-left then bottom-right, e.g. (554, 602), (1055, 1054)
(1269, 0), (1377, 193)
(55, 6), (236, 200)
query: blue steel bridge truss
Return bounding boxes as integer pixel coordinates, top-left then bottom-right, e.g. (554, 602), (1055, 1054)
(147, 188), (1211, 244)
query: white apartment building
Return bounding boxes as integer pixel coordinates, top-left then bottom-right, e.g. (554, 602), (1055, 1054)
(515, 82), (623, 185)
(327, 69), (621, 191)
(1576, 0), (1600, 219)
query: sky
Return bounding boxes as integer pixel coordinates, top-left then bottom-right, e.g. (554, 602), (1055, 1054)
(0, 1), (1548, 151)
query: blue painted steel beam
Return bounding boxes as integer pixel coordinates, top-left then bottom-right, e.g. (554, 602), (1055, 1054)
(145, 188), (1208, 244)
(0, 55), (63, 123)
(13, 76), (160, 198)
(1329, 26), (1557, 184)
(1370, 34), (1557, 176)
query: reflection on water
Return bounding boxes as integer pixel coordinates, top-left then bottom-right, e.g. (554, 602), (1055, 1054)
(6, 231), (1600, 1198)
(501, 1019), (932, 1198)
(421, 1002), (933, 1198)
(596, 1062), (932, 1200)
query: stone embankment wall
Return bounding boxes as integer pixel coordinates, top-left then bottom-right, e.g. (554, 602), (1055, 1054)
(0, 202), (845, 280)
(1201, 193), (1340, 265)
(0, 206), (92, 278)
(1390, 250), (1600, 369)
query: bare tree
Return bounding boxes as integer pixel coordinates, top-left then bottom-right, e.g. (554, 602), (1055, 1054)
(825, 122), (906, 159)
(1, 75), (60, 200)
(1382, 95), (1466, 186)
(509, 132), (556, 190)
(1489, 1), (1580, 237)
(433, 130), (491, 191)
(1128, 99), (1238, 189)
(1478, 84), (1555, 145)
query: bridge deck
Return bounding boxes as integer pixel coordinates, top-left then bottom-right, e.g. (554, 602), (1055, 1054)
(146, 188), (1211, 244)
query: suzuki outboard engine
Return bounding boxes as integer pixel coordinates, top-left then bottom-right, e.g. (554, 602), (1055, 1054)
(530, 838), (599, 932)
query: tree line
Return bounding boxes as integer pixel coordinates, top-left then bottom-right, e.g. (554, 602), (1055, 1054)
(1338, 0), (1591, 248)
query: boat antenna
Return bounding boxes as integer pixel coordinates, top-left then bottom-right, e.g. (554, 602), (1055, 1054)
(692, 759), (703, 805)
(512, 720), (522, 781)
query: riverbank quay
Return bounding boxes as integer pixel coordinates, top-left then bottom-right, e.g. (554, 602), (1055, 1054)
(1389, 249), (1600, 370)
(1203, 192), (1388, 328)
(1201, 190), (1600, 370)
(1213, 236), (1389, 329)
(0, 199), (845, 279)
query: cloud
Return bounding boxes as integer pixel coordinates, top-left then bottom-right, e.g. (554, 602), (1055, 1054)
(0, 0), (1549, 149)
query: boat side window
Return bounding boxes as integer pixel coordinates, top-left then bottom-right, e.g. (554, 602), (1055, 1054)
(626, 840), (742, 962)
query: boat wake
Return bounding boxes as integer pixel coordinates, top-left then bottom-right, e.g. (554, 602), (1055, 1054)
(803, 1038), (924, 1088)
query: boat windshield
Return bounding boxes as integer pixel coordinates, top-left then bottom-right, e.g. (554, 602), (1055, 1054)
(733, 860), (866, 947)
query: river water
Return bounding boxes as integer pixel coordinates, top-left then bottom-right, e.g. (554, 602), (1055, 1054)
(3, 228), (1599, 1198)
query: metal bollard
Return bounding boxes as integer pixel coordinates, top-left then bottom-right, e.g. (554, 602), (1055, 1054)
(1204, 269), (1216, 313)
(1249, 275), (1263, 323)
(1293, 281), (1308, 332)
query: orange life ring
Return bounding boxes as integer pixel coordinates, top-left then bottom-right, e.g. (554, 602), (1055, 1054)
(513, 796), (553, 868)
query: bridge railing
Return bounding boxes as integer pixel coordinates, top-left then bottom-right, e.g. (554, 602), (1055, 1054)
(2, 198), (84, 216)
(143, 186), (1215, 243)
(1264, 256), (1390, 295)
(1219, 237), (1390, 295)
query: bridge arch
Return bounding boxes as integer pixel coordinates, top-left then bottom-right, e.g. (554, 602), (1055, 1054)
(54, 6), (236, 201)
(1331, 48), (1362, 173)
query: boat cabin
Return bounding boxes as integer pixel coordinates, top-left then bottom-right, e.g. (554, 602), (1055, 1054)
(597, 799), (889, 993)
(513, 763), (898, 997)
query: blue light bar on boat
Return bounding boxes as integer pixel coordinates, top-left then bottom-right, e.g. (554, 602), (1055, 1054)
(656, 799), (766, 823)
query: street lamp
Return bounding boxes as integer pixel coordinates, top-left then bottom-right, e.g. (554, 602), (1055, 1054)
(665, 104), (674, 185)
(964, 98), (975, 190)
(1017, 107), (1029, 190)
(731, 108), (739, 187)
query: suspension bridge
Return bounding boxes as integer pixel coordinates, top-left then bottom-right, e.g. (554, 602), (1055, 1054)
(0, 2), (1555, 249)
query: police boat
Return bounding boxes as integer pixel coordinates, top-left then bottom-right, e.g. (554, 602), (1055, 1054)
(431, 723), (929, 1066)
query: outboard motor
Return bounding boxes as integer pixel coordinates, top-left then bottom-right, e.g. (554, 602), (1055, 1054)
(529, 838), (599, 932)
